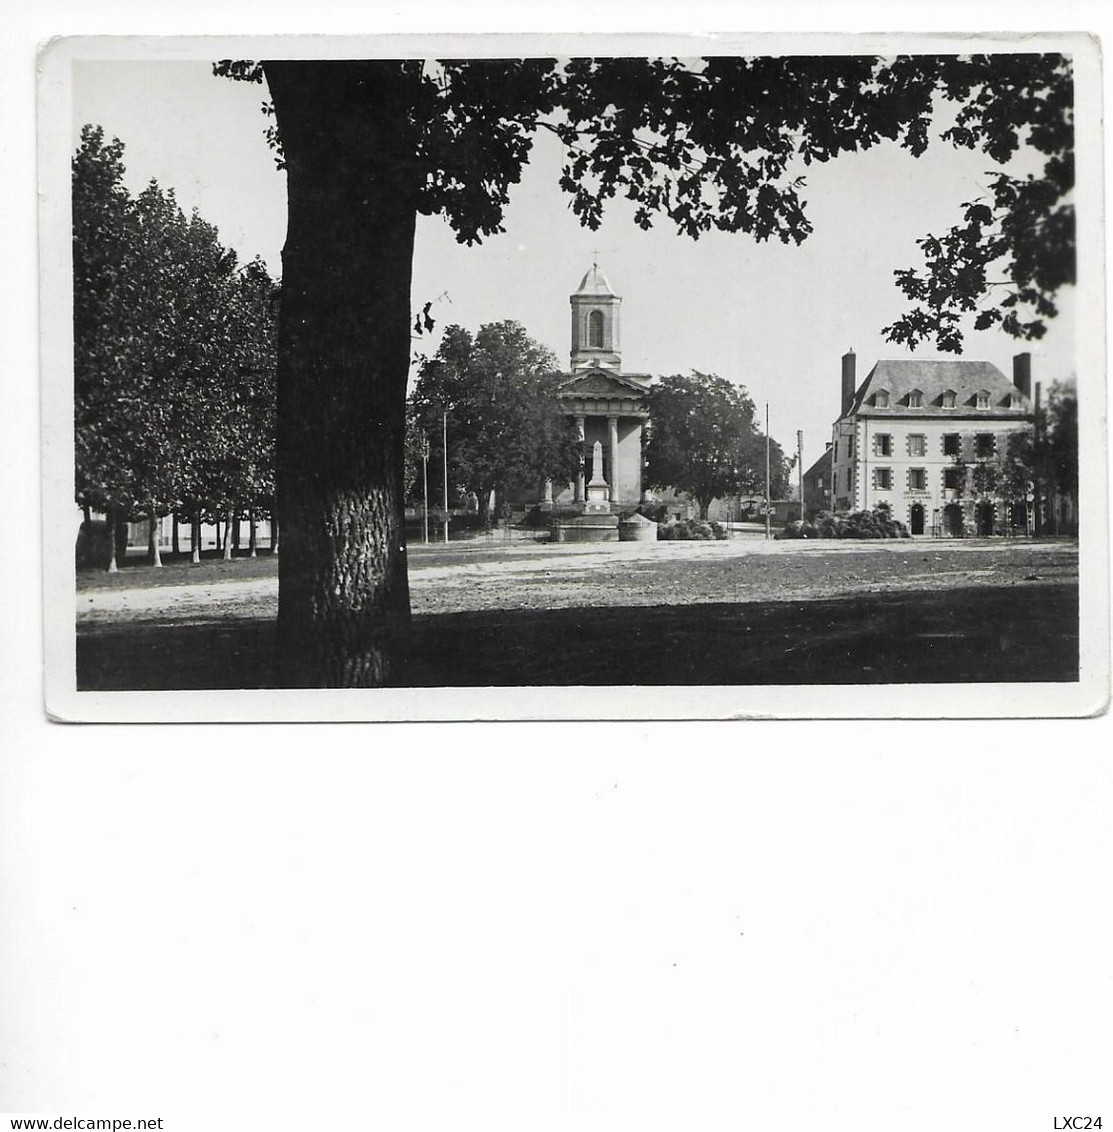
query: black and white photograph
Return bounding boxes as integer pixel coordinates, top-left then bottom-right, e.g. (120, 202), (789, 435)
(6, 8), (1112, 1130)
(40, 32), (1106, 719)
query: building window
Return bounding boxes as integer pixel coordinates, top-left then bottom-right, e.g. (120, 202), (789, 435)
(942, 390), (957, 408)
(908, 434), (926, 457)
(848, 436), (854, 459)
(874, 389), (890, 408)
(907, 389), (923, 407)
(976, 433), (995, 458)
(909, 468), (927, 491)
(874, 433), (892, 457)
(943, 433), (961, 457)
(833, 439), (838, 461)
(874, 468), (892, 490)
(587, 309), (605, 349)
(976, 390), (990, 409)
(846, 468), (852, 492)
(944, 466), (964, 489)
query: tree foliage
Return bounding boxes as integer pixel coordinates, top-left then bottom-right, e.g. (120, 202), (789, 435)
(945, 379), (1077, 531)
(409, 321), (580, 520)
(73, 125), (278, 556)
(220, 53), (1074, 351)
(1043, 379), (1078, 503)
(884, 55), (1074, 352)
(645, 372), (788, 518)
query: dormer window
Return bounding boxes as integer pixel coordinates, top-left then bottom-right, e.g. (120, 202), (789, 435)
(941, 390), (957, 408)
(907, 389), (923, 408)
(976, 390), (990, 409)
(873, 389), (890, 408)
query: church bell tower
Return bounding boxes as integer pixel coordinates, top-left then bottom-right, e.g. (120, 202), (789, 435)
(570, 263), (621, 372)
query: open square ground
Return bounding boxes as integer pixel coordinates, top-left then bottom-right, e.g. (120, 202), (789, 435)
(75, 536), (1080, 690)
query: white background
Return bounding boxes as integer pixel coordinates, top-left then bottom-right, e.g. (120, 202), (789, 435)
(3, 2), (1112, 1128)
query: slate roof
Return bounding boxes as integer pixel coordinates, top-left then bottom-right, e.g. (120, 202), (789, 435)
(845, 359), (1033, 418)
(803, 448), (834, 480)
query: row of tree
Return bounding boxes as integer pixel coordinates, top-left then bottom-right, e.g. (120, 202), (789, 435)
(74, 126), (278, 569)
(406, 322), (791, 523)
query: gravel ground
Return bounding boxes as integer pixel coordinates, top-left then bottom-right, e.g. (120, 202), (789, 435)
(77, 537), (1077, 625)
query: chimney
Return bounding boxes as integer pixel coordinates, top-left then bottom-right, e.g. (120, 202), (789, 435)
(841, 350), (856, 416)
(1013, 352), (1032, 400)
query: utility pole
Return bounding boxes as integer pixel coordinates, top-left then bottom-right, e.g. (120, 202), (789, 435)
(442, 410), (450, 544)
(1033, 382), (1043, 536)
(765, 402), (772, 540)
(420, 433), (429, 544)
(797, 429), (804, 522)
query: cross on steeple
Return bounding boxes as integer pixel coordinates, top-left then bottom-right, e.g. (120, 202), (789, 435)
(592, 247), (599, 269)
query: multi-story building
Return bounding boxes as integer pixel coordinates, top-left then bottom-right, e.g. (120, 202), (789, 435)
(829, 350), (1035, 536)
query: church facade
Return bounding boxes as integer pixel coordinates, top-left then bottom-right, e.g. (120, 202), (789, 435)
(545, 265), (651, 511)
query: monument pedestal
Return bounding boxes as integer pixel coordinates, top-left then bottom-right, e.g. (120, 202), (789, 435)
(550, 512), (620, 543)
(551, 442), (620, 541)
(582, 481), (612, 513)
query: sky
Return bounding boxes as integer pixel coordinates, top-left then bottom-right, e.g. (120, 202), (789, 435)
(71, 53), (1078, 474)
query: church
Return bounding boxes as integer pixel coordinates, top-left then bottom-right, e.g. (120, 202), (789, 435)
(543, 264), (652, 512)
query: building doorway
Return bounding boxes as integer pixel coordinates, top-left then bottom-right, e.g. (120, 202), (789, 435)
(976, 502), (996, 536)
(943, 503), (964, 538)
(909, 503), (925, 535)
(1009, 502), (1028, 534)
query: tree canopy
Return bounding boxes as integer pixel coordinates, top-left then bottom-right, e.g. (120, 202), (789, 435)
(409, 321), (580, 520)
(645, 372), (788, 519)
(220, 53), (1074, 354)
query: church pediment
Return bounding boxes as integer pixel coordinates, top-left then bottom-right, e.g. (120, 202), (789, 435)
(560, 370), (648, 399)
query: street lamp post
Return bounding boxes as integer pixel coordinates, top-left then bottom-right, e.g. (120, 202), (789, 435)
(442, 410), (450, 544)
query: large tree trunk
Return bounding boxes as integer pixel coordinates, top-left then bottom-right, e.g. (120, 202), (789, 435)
(264, 61), (420, 687)
(249, 507), (257, 558)
(191, 511), (201, 565)
(223, 506), (235, 561)
(172, 513), (180, 557)
(271, 511), (279, 556)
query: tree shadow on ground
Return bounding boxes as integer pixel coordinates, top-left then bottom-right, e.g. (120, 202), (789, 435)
(76, 583), (1078, 691)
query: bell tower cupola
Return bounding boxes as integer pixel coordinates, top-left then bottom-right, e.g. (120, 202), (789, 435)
(570, 263), (621, 372)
